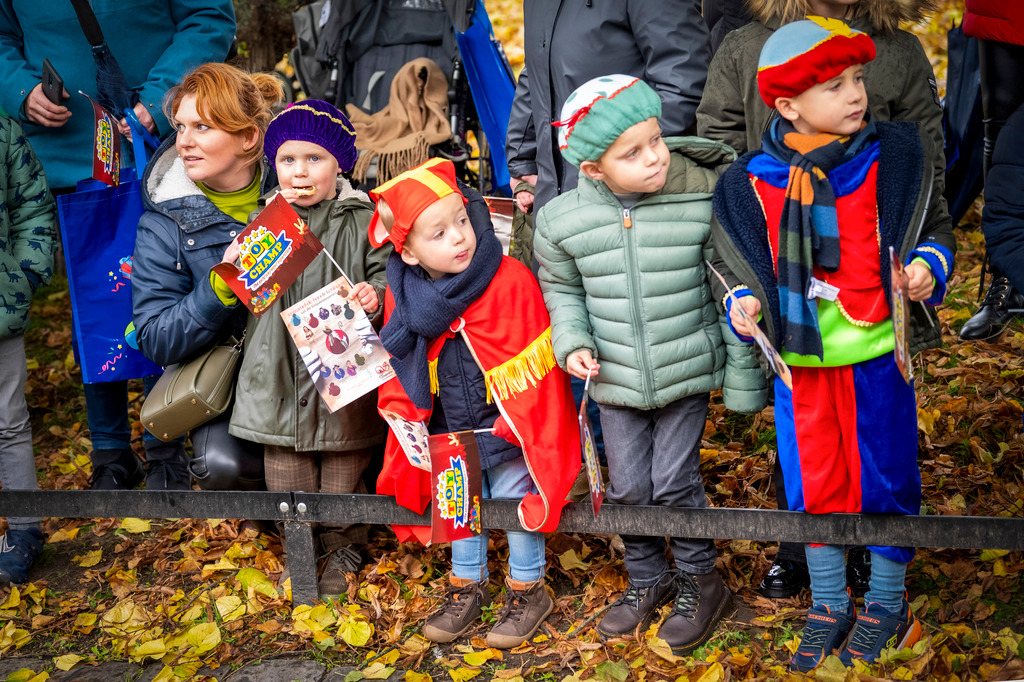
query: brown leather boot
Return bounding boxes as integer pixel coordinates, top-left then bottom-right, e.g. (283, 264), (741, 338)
(596, 571), (676, 640)
(658, 569), (733, 656)
(422, 575), (491, 643)
(485, 577), (554, 649)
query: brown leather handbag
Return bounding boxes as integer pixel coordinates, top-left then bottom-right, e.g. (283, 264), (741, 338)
(141, 334), (244, 442)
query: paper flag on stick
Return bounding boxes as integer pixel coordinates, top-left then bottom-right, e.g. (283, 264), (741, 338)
(430, 431), (483, 544)
(707, 261), (793, 390)
(211, 194), (325, 316)
(81, 91), (120, 187)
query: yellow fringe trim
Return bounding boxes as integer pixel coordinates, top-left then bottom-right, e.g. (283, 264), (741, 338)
(484, 328), (556, 403)
(429, 359), (439, 396)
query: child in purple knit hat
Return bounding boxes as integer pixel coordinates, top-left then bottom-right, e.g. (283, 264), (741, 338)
(227, 100), (392, 599)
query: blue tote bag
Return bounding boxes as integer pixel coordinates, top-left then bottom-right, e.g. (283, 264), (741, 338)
(58, 118), (163, 383)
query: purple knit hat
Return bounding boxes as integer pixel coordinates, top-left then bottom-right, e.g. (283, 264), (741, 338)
(264, 99), (359, 172)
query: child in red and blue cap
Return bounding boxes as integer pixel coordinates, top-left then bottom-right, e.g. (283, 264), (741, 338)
(710, 17), (955, 672)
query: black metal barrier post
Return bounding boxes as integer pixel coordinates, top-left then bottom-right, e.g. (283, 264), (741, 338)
(2, 490), (1023, 605)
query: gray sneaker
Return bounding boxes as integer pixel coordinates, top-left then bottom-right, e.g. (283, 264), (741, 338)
(658, 570), (733, 656)
(422, 576), (491, 643)
(596, 571), (676, 640)
(486, 577), (554, 649)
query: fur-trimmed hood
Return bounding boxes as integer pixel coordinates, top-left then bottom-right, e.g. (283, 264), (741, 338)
(746, 0), (938, 33)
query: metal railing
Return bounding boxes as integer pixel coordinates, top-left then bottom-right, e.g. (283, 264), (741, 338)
(2, 489), (1022, 604)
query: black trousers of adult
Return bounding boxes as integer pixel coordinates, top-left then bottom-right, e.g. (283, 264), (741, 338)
(979, 38), (1024, 178)
(978, 39), (1024, 281)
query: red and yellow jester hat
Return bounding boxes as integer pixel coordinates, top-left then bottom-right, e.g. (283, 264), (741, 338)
(757, 16), (876, 109)
(367, 158), (467, 254)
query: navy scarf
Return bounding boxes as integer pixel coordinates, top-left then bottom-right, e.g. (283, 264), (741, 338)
(379, 191), (503, 409)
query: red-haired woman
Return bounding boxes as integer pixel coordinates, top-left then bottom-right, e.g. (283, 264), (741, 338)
(131, 63), (282, 489)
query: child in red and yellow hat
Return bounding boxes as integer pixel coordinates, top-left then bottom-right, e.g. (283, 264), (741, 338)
(369, 158), (581, 649)
(711, 17), (955, 672)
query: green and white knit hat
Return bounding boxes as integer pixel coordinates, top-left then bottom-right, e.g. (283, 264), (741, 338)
(555, 74), (663, 168)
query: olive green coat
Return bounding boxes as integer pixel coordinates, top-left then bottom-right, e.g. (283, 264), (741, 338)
(695, 0), (947, 204)
(229, 180), (391, 451)
(535, 137), (768, 413)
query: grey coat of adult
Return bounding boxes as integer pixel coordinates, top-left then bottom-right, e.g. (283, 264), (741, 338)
(534, 137), (768, 414)
(505, 0), (710, 212)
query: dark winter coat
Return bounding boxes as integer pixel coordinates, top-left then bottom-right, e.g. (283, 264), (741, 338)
(227, 180), (390, 451)
(505, 0), (710, 212)
(964, 0), (1024, 46)
(0, 116), (54, 338)
(710, 122), (956, 359)
(981, 103), (1024, 292)
(695, 0), (946, 213)
(132, 137), (260, 367)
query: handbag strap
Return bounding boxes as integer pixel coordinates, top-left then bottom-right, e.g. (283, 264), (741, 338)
(69, 0), (105, 47)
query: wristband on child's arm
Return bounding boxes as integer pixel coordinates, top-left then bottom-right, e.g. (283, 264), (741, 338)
(723, 287), (760, 342)
(907, 242), (954, 305)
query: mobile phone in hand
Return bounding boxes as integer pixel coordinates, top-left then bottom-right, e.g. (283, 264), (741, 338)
(41, 59), (64, 106)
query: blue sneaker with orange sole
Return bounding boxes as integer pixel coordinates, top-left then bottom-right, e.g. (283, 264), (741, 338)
(839, 597), (923, 666)
(790, 600), (855, 672)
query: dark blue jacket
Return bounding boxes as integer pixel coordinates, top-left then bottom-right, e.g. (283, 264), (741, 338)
(983, 103), (1024, 292)
(427, 332), (522, 471)
(132, 137), (265, 366)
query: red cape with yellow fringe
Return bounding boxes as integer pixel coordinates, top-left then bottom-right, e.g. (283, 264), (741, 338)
(376, 256), (581, 544)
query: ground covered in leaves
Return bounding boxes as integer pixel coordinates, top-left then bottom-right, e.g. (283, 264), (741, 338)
(3, 2), (1024, 681)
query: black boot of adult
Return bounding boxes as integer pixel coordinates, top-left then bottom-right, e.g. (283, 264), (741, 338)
(144, 440), (191, 490)
(88, 448), (144, 490)
(759, 461), (810, 598)
(959, 274), (1024, 341)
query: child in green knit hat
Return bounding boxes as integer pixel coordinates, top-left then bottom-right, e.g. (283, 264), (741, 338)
(535, 74), (767, 655)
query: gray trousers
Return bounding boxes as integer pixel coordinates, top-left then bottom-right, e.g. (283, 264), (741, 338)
(0, 335), (41, 530)
(599, 393), (716, 584)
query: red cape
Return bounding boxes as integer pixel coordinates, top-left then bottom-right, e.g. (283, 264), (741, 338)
(377, 257), (581, 544)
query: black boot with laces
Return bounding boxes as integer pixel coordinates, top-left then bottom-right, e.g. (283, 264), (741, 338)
(597, 571), (675, 640)
(658, 570), (733, 656)
(960, 276), (1024, 341)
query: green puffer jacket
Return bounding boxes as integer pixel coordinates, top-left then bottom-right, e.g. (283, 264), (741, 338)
(0, 117), (55, 339)
(229, 179), (391, 451)
(535, 137), (768, 413)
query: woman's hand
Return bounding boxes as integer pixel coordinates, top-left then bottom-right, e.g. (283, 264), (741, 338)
(350, 281), (379, 313)
(24, 83), (71, 127)
(221, 238), (241, 265)
(729, 295), (762, 338)
(566, 349), (600, 380)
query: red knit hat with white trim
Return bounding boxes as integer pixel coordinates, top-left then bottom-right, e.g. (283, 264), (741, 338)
(757, 16), (876, 109)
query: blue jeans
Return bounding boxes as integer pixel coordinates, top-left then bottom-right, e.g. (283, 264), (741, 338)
(451, 456), (546, 583)
(83, 375), (160, 450)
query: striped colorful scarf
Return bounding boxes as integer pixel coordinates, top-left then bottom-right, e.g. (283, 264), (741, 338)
(761, 117), (876, 358)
